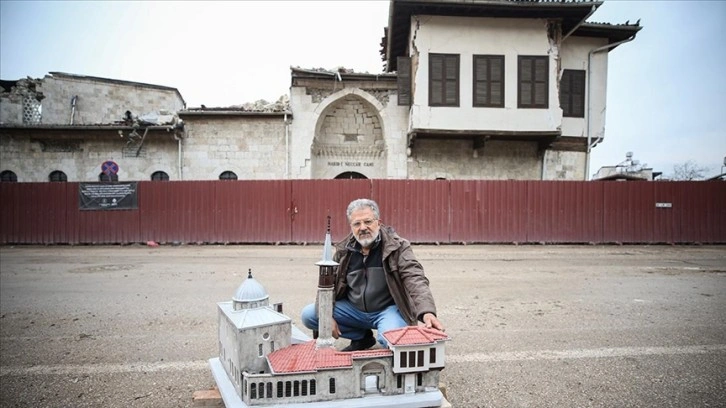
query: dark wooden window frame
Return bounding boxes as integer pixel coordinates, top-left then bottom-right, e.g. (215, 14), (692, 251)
(0, 170), (18, 182)
(518, 55), (549, 109)
(151, 170), (169, 181)
(473, 55), (505, 107)
(49, 170), (67, 182)
(429, 53), (460, 107)
(219, 171), (238, 181)
(560, 69), (586, 118)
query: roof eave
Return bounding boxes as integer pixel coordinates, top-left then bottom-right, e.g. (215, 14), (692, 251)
(0, 124), (178, 131)
(178, 110), (291, 117)
(385, 0), (604, 72)
(574, 22), (643, 48)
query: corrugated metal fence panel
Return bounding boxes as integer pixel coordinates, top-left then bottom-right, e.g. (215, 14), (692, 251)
(138, 181), (217, 244)
(290, 179), (372, 243)
(675, 181), (726, 243)
(526, 181), (604, 243)
(2, 180), (725, 245)
(448, 180), (480, 243)
(0, 183), (17, 244)
(67, 182), (141, 244)
(372, 180), (450, 243)
(449, 180), (530, 243)
(0, 182), (69, 244)
(602, 182), (655, 243)
(215, 180), (292, 243)
(652, 182), (679, 243)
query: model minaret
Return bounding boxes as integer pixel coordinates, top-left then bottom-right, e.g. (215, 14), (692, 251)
(315, 216), (338, 349)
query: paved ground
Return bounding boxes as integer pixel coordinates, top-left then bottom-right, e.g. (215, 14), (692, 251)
(0, 244), (724, 408)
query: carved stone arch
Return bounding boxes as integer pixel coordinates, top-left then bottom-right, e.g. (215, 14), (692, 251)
(310, 89), (388, 179)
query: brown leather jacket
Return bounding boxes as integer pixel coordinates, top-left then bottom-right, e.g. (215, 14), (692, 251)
(333, 225), (437, 325)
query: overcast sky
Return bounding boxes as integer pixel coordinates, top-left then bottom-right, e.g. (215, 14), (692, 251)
(1, 1), (724, 178)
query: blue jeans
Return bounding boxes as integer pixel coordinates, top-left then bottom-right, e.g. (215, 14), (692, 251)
(301, 299), (407, 348)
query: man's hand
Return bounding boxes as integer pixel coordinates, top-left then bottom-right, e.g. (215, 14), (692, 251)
(332, 318), (341, 339)
(422, 313), (444, 331)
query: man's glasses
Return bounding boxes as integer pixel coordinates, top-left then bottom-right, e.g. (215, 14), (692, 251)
(350, 219), (378, 229)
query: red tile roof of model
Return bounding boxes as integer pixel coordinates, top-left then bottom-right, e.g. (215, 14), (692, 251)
(267, 341), (393, 374)
(383, 326), (450, 346)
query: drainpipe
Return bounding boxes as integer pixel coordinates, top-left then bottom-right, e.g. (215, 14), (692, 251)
(175, 132), (183, 180)
(69, 95), (78, 125)
(284, 113), (289, 179)
(586, 35), (637, 180)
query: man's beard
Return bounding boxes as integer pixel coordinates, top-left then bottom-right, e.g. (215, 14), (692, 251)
(355, 230), (379, 248)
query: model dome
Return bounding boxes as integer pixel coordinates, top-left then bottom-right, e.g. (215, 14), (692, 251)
(232, 270), (269, 310)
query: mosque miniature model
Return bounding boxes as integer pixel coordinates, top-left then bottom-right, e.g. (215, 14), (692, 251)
(208, 223), (450, 408)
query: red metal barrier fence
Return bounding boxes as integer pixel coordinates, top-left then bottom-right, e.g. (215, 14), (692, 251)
(0, 180), (724, 245)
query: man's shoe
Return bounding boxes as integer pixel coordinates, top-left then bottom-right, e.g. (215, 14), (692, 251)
(341, 330), (376, 352)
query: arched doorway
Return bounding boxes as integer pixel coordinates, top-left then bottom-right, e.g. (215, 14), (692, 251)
(360, 362), (386, 394)
(335, 172), (367, 179)
(311, 93), (386, 179)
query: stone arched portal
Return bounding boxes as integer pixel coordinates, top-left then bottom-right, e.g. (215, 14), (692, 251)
(311, 93), (386, 179)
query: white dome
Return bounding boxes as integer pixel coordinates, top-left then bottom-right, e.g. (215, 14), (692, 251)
(233, 270), (269, 303)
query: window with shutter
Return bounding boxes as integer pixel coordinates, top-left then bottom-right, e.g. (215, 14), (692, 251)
(560, 69), (586, 117)
(473, 55), (505, 107)
(518, 56), (549, 108)
(429, 53), (459, 107)
(397, 56), (412, 106)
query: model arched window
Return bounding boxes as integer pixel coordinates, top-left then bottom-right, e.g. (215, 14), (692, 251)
(49, 170), (67, 182)
(0, 170), (18, 182)
(151, 171), (169, 181)
(219, 171), (237, 180)
(99, 172), (118, 182)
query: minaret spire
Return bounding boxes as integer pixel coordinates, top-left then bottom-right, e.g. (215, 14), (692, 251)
(315, 215), (338, 349)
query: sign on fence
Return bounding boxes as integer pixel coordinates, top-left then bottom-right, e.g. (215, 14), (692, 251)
(79, 182), (138, 210)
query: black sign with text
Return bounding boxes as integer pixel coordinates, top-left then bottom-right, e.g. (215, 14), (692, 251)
(79, 182), (138, 211)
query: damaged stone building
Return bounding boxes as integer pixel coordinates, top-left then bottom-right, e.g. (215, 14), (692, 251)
(0, 0), (640, 182)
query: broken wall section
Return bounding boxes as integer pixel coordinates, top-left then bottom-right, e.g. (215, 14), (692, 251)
(0, 72), (185, 126)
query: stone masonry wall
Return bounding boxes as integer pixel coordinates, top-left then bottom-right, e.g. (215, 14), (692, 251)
(182, 116), (287, 180)
(408, 139), (541, 180)
(543, 150), (587, 180)
(0, 130), (179, 182)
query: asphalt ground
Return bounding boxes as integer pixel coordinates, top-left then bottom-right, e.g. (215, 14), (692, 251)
(0, 244), (724, 408)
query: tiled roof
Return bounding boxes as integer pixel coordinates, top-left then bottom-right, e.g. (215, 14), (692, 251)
(268, 341), (350, 374)
(383, 326), (450, 346)
(267, 341), (393, 374)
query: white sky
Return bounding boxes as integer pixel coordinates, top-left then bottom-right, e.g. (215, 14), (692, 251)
(1, 0), (724, 178)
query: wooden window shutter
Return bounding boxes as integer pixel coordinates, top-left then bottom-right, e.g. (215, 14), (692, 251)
(490, 56), (504, 106)
(518, 56), (548, 108)
(444, 55), (459, 105)
(429, 53), (459, 106)
(430, 55), (444, 105)
(397, 56), (412, 106)
(561, 69), (585, 117)
(474, 55), (504, 107)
